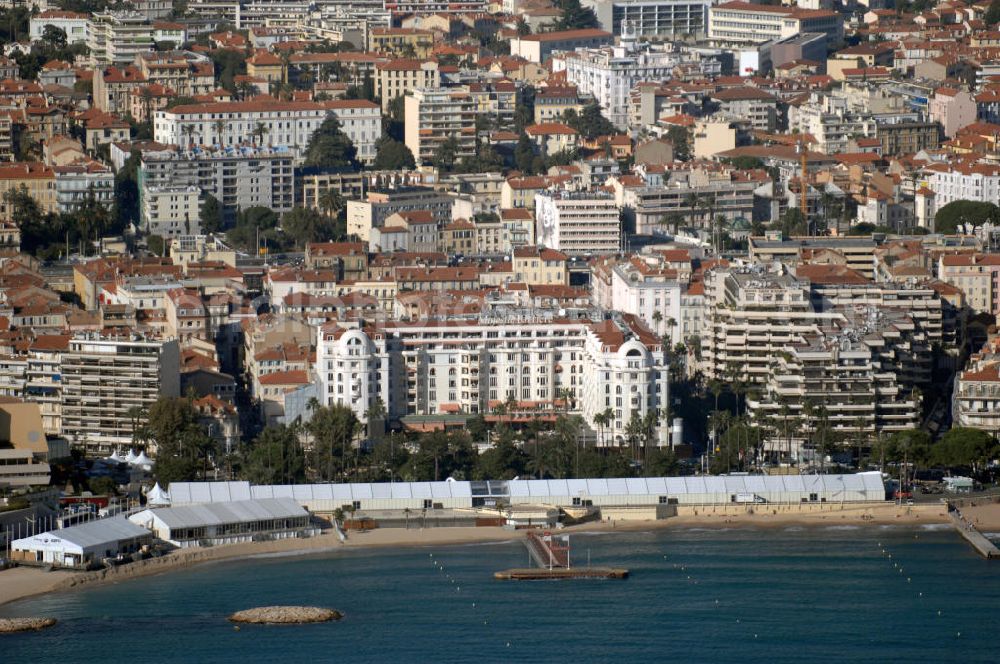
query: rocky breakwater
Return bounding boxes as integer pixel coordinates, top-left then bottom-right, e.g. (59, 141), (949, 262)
(228, 606), (343, 624)
(0, 617), (57, 633)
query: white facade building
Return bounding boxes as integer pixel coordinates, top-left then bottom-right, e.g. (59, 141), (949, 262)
(87, 12), (157, 66)
(30, 10), (90, 44)
(53, 162), (115, 213)
(154, 100), (328, 160)
(535, 191), (622, 256)
(924, 162), (1000, 209)
(586, 0), (710, 38)
(560, 40), (680, 129)
(142, 185), (202, 238)
(317, 315), (670, 447)
(708, 1), (843, 46)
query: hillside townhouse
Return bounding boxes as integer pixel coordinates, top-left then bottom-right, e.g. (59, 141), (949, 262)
(30, 10), (90, 44)
(0, 163), (58, 217)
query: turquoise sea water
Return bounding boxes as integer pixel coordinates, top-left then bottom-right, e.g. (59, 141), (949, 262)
(3, 525), (999, 663)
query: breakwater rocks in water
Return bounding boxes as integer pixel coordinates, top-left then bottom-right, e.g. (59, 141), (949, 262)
(0, 617), (57, 633)
(228, 606), (343, 624)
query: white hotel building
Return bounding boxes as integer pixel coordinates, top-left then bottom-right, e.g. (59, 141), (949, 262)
(317, 315), (671, 447)
(153, 99), (381, 163)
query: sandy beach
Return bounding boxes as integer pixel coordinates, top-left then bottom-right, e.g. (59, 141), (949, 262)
(0, 501), (951, 609)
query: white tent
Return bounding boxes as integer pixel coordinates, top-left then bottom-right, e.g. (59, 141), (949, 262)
(108, 450), (123, 463)
(146, 482), (171, 506)
(124, 449), (138, 464)
(133, 451), (154, 468)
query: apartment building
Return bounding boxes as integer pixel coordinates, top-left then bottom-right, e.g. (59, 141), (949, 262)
(562, 42), (680, 128)
(790, 92), (877, 154)
(317, 312), (670, 446)
(534, 86), (583, 124)
(746, 322), (921, 455)
(154, 99), (327, 159)
(535, 191), (622, 256)
(953, 362), (1000, 437)
(60, 334), (181, 455)
(404, 87), (477, 166)
(368, 27), (434, 57)
(708, 2), (843, 46)
(346, 187), (453, 241)
(134, 50), (216, 99)
(142, 185), (202, 238)
(510, 28), (613, 64)
(375, 59), (440, 111)
(138, 144), (295, 221)
(709, 87), (777, 133)
(87, 12), (157, 66)
(749, 235), (879, 279)
(53, 161), (115, 213)
(621, 167), (766, 234)
(938, 254), (1000, 316)
(592, 253), (686, 344)
(586, 0), (710, 38)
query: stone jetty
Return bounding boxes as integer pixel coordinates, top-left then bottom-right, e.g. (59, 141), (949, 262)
(228, 606), (342, 624)
(0, 618), (57, 633)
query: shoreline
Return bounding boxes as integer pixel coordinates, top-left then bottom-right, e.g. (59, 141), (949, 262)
(0, 502), (951, 610)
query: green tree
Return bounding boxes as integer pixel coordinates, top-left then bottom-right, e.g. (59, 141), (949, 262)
(779, 207), (808, 238)
(555, 0), (599, 30)
(226, 206), (281, 252)
(147, 234), (165, 256)
(666, 125), (690, 162)
(281, 206), (339, 249)
(306, 403), (359, 481)
(372, 136), (416, 170)
(474, 438), (528, 480)
(986, 0), (1000, 26)
(432, 136), (460, 172)
(933, 200), (1000, 234)
(302, 116), (360, 171)
(562, 102), (616, 140)
(42, 25), (67, 49)
(931, 428), (999, 471)
(514, 133), (537, 174)
(243, 426), (306, 484)
(200, 193), (224, 233)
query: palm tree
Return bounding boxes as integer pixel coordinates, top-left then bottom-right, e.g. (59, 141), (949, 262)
(212, 119), (226, 146)
(365, 397), (386, 441)
(252, 122), (269, 147)
(652, 310), (663, 335)
(593, 411), (608, 448)
(318, 188), (344, 219)
(182, 123), (196, 150)
(665, 317), (677, 346)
